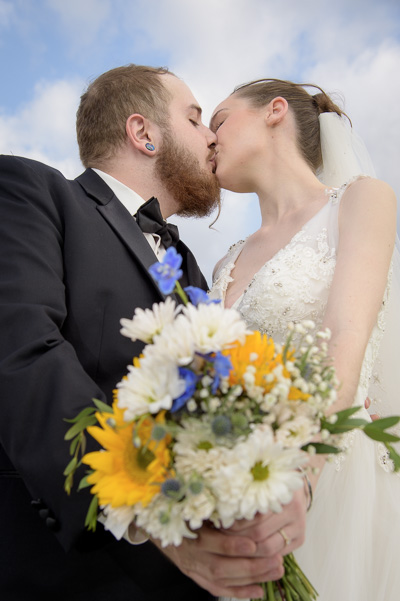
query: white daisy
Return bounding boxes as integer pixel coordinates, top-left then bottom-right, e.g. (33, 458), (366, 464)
(212, 426), (304, 521)
(174, 417), (217, 452)
(120, 297), (179, 344)
(116, 357), (185, 420)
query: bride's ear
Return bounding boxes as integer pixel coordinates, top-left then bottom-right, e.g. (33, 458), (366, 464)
(264, 97), (288, 126)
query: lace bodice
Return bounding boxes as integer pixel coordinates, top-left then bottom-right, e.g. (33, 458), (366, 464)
(211, 182), (395, 473)
(210, 183), (390, 402)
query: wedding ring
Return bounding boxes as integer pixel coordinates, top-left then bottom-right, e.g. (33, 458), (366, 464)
(279, 528), (291, 547)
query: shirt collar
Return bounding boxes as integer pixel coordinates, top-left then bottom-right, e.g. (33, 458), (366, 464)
(92, 168), (146, 216)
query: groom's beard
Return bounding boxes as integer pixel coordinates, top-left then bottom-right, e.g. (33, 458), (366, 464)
(155, 129), (220, 218)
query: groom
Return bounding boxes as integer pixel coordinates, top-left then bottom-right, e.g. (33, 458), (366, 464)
(0, 65), (307, 600)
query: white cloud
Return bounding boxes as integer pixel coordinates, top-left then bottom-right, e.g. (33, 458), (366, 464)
(304, 40), (400, 201)
(45, 0), (114, 52)
(1, 0), (399, 274)
(0, 78), (83, 177)
(0, 0), (13, 26)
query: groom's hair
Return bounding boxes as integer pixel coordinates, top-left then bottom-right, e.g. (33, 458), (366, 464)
(77, 64), (174, 168)
(232, 78), (346, 173)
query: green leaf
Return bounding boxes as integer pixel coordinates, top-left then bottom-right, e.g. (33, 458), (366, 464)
(81, 432), (87, 456)
(333, 406), (363, 422)
(69, 435), (80, 456)
(63, 456), (78, 476)
(302, 442), (341, 455)
(64, 416), (97, 441)
(92, 398), (113, 414)
(363, 424), (400, 443)
(329, 418), (369, 434)
(84, 495), (99, 531)
(64, 473), (73, 495)
(386, 444), (400, 472)
(64, 406), (96, 424)
(321, 407), (361, 432)
(367, 416), (400, 430)
(77, 474), (93, 491)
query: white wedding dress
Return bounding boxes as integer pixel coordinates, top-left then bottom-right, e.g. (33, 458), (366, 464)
(211, 181), (400, 601)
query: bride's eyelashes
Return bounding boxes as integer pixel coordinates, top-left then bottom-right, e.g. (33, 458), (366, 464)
(215, 120), (225, 132)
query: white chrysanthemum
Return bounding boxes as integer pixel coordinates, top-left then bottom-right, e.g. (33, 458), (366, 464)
(183, 303), (248, 353)
(175, 446), (227, 482)
(146, 314), (195, 366)
(275, 416), (319, 448)
(120, 297), (179, 343)
(117, 357), (185, 419)
(211, 426), (304, 522)
(135, 497), (196, 547)
(99, 504), (136, 540)
(181, 490), (216, 530)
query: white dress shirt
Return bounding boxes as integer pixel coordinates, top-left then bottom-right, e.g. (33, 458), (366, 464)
(92, 168), (166, 261)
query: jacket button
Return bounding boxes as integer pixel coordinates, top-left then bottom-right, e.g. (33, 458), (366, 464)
(31, 498), (45, 511)
(45, 516), (60, 531)
(39, 508), (50, 521)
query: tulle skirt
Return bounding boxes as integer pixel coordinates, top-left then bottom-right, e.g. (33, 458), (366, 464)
(220, 401), (400, 601)
(294, 411), (400, 600)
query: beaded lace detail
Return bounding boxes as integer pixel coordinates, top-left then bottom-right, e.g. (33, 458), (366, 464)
(211, 183), (393, 472)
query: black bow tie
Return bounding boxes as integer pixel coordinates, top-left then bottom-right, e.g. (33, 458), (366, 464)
(135, 197), (179, 249)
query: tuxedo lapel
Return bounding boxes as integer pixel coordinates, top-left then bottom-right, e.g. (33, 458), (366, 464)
(76, 169), (208, 296)
(76, 169), (166, 299)
(177, 240), (209, 291)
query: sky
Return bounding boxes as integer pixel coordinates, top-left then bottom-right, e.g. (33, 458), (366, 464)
(1, 0), (399, 283)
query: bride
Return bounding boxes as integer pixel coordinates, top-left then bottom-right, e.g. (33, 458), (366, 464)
(209, 78), (400, 600)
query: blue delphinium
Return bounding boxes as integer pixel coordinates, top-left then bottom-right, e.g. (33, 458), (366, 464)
(171, 367), (198, 412)
(184, 286), (220, 307)
(149, 247), (183, 295)
(211, 351), (232, 394)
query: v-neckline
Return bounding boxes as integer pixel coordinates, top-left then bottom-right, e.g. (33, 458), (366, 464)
(224, 188), (340, 308)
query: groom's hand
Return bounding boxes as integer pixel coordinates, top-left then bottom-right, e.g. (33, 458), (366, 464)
(151, 488), (307, 599)
(152, 525), (280, 599)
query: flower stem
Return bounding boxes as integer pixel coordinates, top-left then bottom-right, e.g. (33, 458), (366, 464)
(175, 280), (189, 305)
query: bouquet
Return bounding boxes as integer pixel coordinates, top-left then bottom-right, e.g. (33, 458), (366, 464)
(64, 247), (400, 601)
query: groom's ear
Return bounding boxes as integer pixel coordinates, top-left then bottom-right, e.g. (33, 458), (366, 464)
(126, 114), (159, 156)
(264, 97), (288, 126)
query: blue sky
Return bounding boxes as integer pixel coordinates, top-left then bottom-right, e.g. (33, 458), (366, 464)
(1, 0), (399, 282)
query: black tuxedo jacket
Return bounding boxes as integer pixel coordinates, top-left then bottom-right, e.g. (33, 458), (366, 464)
(0, 156), (215, 600)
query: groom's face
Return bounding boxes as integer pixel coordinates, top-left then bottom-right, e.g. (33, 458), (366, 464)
(154, 75), (220, 218)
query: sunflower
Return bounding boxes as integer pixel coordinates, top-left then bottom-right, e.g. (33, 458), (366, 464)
(226, 331), (310, 401)
(82, 402), (171, 508)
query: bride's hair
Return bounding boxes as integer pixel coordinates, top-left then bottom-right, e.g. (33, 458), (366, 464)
(232, 79), (350, 173)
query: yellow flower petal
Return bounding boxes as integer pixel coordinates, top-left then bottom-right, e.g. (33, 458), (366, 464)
(82, 402), (171, 508)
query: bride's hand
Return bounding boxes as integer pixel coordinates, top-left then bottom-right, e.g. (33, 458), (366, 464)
(220, 487), (307, 558)
(365, 396), (379, 421)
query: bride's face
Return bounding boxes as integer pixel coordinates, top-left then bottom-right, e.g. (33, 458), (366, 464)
(210, 95), (266, 193)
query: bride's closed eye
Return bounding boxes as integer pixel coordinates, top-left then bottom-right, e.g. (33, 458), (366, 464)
(214, 120), (225, 132)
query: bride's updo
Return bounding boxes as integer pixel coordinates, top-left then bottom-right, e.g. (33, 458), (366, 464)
(231, 79), (348, 173)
